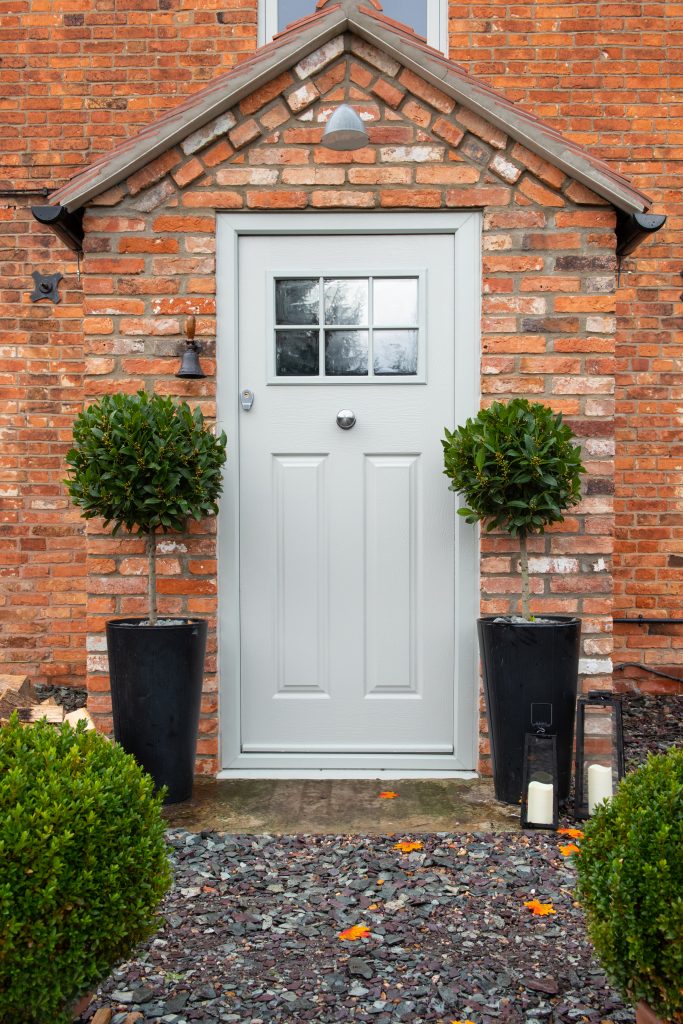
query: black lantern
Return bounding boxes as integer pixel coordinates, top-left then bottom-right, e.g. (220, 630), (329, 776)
(573, 691), (625, 820)
(176, 315), (206, 379)
(521, 732), (559, 830)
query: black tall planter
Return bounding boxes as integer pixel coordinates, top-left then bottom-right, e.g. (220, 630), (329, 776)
(478, 615), (580, 805)
(106, 618), (207, 804)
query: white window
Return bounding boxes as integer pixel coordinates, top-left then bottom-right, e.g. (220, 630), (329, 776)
(259, 0), (448, 54)
(268, 272), (427, 383)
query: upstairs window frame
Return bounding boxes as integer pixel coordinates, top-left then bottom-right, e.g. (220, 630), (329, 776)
(258, 0), (449, 55)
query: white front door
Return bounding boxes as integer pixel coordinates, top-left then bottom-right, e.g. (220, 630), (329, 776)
(218, 214), (479, 772)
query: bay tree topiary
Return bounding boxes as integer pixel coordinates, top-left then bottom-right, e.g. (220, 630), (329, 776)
(442, 398), (585, 619)
(0, 715), (172, 1024)
(65, 390), (227, 624)
(576, 748), (683, 1022)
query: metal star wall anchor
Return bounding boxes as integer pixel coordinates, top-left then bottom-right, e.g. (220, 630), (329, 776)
(30, 271), (62, 303)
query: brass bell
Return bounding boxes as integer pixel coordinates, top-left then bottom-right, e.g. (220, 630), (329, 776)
(176, 316), (206, 379)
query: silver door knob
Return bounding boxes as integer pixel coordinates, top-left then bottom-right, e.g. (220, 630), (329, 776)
(336, 409), (356, 430)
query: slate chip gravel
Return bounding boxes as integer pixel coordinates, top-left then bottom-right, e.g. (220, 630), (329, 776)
(80, 693), (681, 1024)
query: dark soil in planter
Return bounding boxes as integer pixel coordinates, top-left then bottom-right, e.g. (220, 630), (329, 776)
(75, 694), (681, 1024)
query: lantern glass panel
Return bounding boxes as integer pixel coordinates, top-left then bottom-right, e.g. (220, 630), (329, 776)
(521, 733), (558, 830)
(574, 693), (625, 819)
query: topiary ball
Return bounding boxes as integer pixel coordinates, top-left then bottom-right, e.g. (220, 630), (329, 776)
(442, 397), (585, 537)
(65, 390), (227, 536)
(0, 715), (173, 1024)
(575, 747), (683, 1022)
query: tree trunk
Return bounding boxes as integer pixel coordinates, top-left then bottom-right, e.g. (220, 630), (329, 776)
(519, 532), (531, 620)
(147, 531), (157, 625)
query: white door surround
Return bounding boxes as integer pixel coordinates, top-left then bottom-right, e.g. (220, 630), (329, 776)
(217, 212), (480, 777)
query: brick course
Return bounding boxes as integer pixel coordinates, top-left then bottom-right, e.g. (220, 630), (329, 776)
(0, 3), (680, 770)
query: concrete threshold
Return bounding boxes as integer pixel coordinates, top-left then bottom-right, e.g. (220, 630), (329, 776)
(163, 777), (521, 834)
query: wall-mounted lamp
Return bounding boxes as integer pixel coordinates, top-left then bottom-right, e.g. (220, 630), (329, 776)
(176, 315), (206, 379)
(321, 104), (369, 151)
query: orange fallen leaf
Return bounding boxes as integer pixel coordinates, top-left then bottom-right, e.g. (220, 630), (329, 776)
(376, 879), (385, 886)
(338, 924), (371, 941)
(559, 843), (580, 857)
(450, 1019), (477, 1024)
(558, 827), (584, 839)
(524, 899), (556, 917)
(378, 791), (398, 799)
(393, 840), (424, 853)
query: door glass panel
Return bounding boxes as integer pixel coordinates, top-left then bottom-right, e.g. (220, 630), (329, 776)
(276, 279), (319, 325)
(324, 279), (369, 326)
(325, 330), (369, 376)
(374, 330), (418, 375)
(374, 278), (418, 327)
(272, 275), (422, 380)
(381, 0), (428, 36)
(276, 330), (319, 376)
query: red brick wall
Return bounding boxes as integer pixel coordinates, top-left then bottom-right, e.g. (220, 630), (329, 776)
(0, 208), (85, 685)
(446, 3), (683, 683)
(79, 39), (617, 772)
(0, 1), (680, 703)
(0, 0), (258, 686)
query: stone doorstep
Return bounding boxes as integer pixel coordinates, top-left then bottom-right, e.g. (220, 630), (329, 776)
(163, 776), (522, 835)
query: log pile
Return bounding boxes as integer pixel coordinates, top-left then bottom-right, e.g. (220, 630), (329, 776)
(0, 674), (94, 730)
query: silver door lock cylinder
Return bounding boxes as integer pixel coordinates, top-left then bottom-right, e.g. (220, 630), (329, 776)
(240, 389), (254, 411)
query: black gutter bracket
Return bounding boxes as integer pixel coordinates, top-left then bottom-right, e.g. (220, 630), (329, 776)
(31, 204), (84, 254)
(616, 210), (666, 259)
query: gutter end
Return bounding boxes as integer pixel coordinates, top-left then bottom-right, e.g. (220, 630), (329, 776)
(31, 204), (84, 254)
(616, 211), (666, 258)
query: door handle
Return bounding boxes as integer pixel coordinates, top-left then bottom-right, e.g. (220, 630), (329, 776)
(336, 409), (356, 430)
(240, 389), (254, 411)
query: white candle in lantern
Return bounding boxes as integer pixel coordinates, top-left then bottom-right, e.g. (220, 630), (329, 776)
(527, 780), (554, 825)
(587, 763), (613, 814)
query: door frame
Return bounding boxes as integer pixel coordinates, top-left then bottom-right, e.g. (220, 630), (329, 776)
(216, 212), (481, 777)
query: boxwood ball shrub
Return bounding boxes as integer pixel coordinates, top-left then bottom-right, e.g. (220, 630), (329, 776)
(576, 748), (683, 1022)
(0, 716), (172, 1024)
(442, 398), (585, 619)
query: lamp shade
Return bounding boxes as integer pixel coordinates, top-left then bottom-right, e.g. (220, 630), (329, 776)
(321, 104), (369, 151)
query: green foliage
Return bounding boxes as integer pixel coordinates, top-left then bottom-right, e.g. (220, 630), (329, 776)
(0, 715), (172, 1024)
(442, 398), (585, 537)
(576, 748), (683, 1022)
(65, 390), (227, 535)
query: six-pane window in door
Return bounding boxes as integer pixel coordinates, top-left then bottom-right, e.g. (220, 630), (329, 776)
(273, 276), (422, 380)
